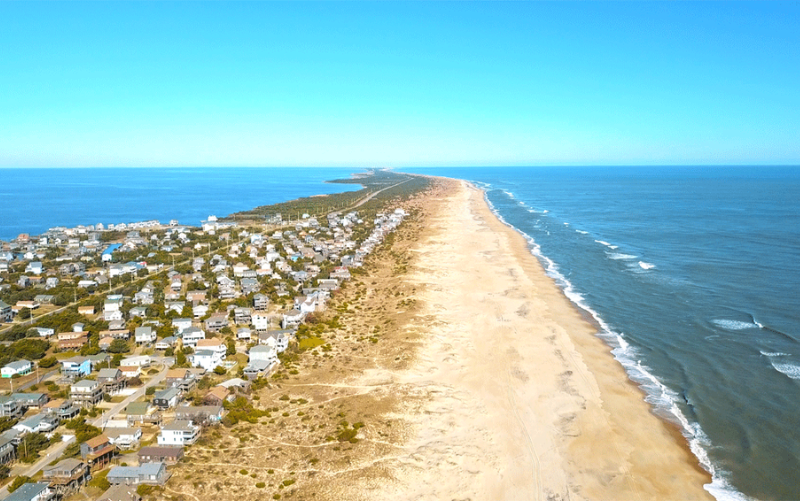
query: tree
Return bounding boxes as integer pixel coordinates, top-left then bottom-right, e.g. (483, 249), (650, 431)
(213, 365), (227, 376)
(111, 354), (123, 367)
(108, 339), (130, 354)
(38, 356), (58, 368)
(8, 476), (31, 493)
(226, 338), (236, 357)
(18, 433), (50, 463)
(18, 307), (31, 320)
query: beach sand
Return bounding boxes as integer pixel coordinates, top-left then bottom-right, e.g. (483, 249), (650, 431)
(353, 178), (713, 500)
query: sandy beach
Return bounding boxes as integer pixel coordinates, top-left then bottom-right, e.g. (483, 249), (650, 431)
(354, 178), (713, 500)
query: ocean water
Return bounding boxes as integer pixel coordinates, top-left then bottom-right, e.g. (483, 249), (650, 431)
(404, 166), (800, 501)
(0, 167), (362, 241)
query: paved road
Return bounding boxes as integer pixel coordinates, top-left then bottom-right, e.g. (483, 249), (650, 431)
(0, 362), (168, 499)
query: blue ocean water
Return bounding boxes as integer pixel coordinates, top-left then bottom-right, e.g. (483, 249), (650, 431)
(404, 166), (800, 501)
(0, 167), (362, 241)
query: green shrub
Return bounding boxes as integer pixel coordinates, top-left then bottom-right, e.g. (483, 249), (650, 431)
(255, 482), (266, 489)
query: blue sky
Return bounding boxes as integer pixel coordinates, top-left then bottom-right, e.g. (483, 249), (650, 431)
(1, 1), (798, 167)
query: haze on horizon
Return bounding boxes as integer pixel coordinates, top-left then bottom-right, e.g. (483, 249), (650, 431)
(1, 2), (798, 168)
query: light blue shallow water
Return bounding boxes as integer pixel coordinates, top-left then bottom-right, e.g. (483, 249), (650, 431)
(0, 167), (362, 241)
(404, 166), (800, 501)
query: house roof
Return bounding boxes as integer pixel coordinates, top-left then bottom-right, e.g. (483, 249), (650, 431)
(108, 462), (164, 479)
(3, 360), (31, 370)
(206, 386), (228, 401)
(166, 368), (189, 379)
(85, 434), (109, 448)
(137, 446), (183, 458)
(98, 368), (121, 378)
(3, 482), (50, 501)
(98, 484), (141, 501)
(160, 419), (195, 431)
(45, 457), (83, 473)
(155, 387), (180, 400)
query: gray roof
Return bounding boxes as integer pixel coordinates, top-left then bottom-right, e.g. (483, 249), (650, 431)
(160, 419), (195, 431)
(3, 360), (31, 370)
(4, 482), (50, 501)
(154, 387), (180, 400)
(245, 359), (273, 371)
(98, 368), (122, 378)
(107, 462), (165, 479)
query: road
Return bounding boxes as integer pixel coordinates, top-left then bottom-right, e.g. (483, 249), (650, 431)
(0, 361), (168, 499)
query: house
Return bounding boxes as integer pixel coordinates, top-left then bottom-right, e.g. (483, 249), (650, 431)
(120, 355), (150, 367)
(99, 329), (130, 340)
(3, 482), (53, 501)
(107, 462), (169, 486)
(42, 458), (89, 495)
(196, 338), (226, 356)
(11, 393), (48, 410)
(181, 327), (205, 347)
(236, 327), (252, 341)
(0, 435), (15, 465)
(61, 357), (91, 378)
(104, 427), (142, 449)
(137, 446), (183, 464)
(175, 404), (224, 424)
(81, 434), (116, 470)
(25, 261), (43, 275)
(12, 413), (59, 434)
(281, 309), (304, 329)
(157, 420), (200, 446)
(249, 344), (277, 362)
(134, 326), (156, 344)
(0, 300), (12, 322)
(166, 301), (185, 314)
(97, 484), (142, 501)
(204, 386), (229, 406)
(190, 349), (224, 372)
(57, 333), (89, 351)
(2, 360), (32, 378)
(154, 336), (176, 350)
(35, 327), (55, 338)
(129, 306), (148, 318)
(253, 293), (269, 311)
(252, 312), (269, 332)
(97, 368), (126, 394)
(240, 277), (259, 295)
(125, 402), (161, 426)
(233, 307), (251, 325)
(186, 290), (206, 302)
(164, 371), (194, 395)
(70, 379), (104, 408)
(172, 317), (192, 334)
(261, 330), (291, 352)
(192, 303), (208, 318)
(119, 366), (141, 378)
(243, 359), (274, 380)
(77, 306), (95, 316)
(204, 314), (228, 333)
(152, 387), (181, 409)
(42, 399), (80, 422)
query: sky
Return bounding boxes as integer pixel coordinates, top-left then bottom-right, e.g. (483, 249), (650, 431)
(1, 1), (799, 168)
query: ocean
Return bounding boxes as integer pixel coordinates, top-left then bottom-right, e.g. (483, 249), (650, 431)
(404, 166), (800, 501)
(3, 165), (798, 499)
(0, 167), (362, 241)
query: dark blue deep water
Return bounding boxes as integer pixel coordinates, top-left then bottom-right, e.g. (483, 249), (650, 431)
(404, 166), (800, 501)
(0, 167), (361, 241)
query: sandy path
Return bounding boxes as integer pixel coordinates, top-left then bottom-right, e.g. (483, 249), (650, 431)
(359, 179), (712, 500)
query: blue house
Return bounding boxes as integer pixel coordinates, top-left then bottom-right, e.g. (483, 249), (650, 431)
(61, 356), (92, 378)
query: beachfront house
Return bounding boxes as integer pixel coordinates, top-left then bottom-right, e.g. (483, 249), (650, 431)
(2, 360), (32, 378)
(157, 420), (200, 446)
(107, 462), (169, 486)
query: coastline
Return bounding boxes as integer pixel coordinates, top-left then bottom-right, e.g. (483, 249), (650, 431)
(353, 177), (713, 499)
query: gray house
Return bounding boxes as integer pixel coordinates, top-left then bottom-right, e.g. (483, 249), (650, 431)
(107, 462), (169, 485)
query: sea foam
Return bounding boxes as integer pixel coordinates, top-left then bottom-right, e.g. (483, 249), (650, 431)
(712, 319), (758, 331)
(638, 261), (656, 270)
(609, 253), (637, 260)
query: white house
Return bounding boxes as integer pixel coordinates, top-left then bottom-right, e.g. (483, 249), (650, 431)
(120, 355), (151, 367)
(104, 427), (143, 449)
(252, 312), (269, 332)
(2, 360), (32, 378)
(135, 326), (156, 344)
(196, 339), (226, 357)
(157, 420), (200, 446)
(181, 327), (205, 347)
(249, 344), (277, 363)
(35, 327), (55, 338)
(236, 327), (251, 341)
(190, 350), (224, 372)
(172, 318), (192, 334)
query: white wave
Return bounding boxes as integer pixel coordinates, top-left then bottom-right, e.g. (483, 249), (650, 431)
(760, 351), (791, 357)
(576, 230), (588, 235)
(595, 240), (612, 247)
(481, 190), (749, 501)
(638, 261), (656, 270)
(563, 222), (569, 226)
(543, 210), (548, 213)
(770, 360), (800, 380)
(503, 190), (515, 199)
(609, 253), (637, 260)
(712, 319), (758, 331)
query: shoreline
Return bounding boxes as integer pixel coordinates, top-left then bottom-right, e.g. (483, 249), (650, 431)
(356, 177), (713, 500)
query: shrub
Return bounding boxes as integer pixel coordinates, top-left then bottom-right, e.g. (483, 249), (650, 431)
(8, 476), (31, 493)
(145, 387), (156, 396)
(239, 469), (248, 475)
(255, 482), (266, 489)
